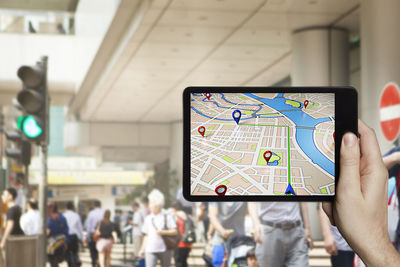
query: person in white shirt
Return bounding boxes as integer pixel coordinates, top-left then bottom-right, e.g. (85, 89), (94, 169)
(20, 198), (40, 235)
(64, 201), (84, 267)
(86, 200), (104, 267)
(132, 202), (144, 258)
(139, 189), (177, 267)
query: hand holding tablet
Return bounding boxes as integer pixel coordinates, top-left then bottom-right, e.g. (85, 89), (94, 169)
(323, 120), (400, 265)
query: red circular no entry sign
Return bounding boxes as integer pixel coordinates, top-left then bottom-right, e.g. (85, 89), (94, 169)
(380, 83), (400, 142)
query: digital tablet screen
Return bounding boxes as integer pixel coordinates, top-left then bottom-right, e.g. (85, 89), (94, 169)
(190, 92), (335, 197)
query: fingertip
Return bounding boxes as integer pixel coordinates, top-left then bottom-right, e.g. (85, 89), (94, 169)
(342, 132), (358, 148)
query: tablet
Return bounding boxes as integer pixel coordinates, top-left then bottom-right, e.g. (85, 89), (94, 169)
(183, 87), (357, 201)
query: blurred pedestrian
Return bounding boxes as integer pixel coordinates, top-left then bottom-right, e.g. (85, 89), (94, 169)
(244, 212), (254, 237)
(113, 209), (122, 242)
(176, 188), (193, 215)
(0, 187), (24, 244)
(125, 210), (134, 243)
(120, 210), (127, 229)
(142, 196), (150, 215)
(64, 201), (83, 267)
(197, 202), (210, 242)
(0, 187), (24, 264)
(127, 211), (134, 225)
(96, 210), (118, 267)
(139, 189), (178, 267)
(47, 202), (69, 267)
(132, 202), (144, 259)
(209, 202), (247, 267)
(86, 200), (104, 267)
(20, 198), (40, 235)
(172, 201), (192, 267)
(249, 202), (312, 267)
(318, 203), (353, 267)
(246, 248), (259, 267)
(383, 147), (400, 252)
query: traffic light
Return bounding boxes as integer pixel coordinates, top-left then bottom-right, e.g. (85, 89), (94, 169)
(16, 59), (48, 143)
(5, 131), (32, 166)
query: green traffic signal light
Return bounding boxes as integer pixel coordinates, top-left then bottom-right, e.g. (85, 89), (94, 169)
(22, 116), (43, 139)
(16, 115), (25, 130)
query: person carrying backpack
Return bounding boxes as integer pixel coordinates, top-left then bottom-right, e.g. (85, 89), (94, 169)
(47, 202), (70, 267)
(172, 201), (196, 267)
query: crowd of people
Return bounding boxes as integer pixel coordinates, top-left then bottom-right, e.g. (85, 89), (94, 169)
(0, 122), (400, 267)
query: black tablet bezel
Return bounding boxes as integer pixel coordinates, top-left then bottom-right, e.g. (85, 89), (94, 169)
(183, 86), (358, 202)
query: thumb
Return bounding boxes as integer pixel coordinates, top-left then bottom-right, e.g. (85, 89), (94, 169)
(337, 132), (361, 200)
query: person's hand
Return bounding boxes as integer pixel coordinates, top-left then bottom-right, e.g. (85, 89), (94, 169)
(221, 229), (233, 239)
(0, 241), (4, 250)
(253, 223), (263, 244)
(138, 248), (145, 259)
(323, 233), (338, 256)
(207, 232), (213, 241)
(322, 120), (400, 266)
(390, 151), (400, 162)
(157, 230), (164, 236)
(304, 228), (313, 250)
(385, 151), (400, 166)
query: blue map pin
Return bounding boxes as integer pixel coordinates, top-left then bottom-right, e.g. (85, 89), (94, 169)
(232, 110), (242, 124)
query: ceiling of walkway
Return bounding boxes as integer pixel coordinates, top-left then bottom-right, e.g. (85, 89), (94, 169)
(72, 0), (360, 123)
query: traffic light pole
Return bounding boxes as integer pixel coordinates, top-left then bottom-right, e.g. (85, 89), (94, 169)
(38, 143), (48, 267)
(22, 163), (29, 211)
(37, 56), (48, 267)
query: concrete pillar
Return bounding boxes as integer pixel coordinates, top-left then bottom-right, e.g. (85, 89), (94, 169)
(292, 27), (349, 86)
(291, 27), (349, 240)
(361, 0), (400, 152)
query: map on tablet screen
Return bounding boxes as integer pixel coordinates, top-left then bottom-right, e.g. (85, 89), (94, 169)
(190, 92), (335, 196)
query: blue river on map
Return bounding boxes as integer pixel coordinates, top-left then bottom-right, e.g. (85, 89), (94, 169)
(243, 93), (334, 176)
(191, 93), (283, 120)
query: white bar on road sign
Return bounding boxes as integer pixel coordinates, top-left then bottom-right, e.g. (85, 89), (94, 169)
(380, 104), (400, 121)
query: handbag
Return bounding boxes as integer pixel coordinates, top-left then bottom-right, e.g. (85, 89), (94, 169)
(92, 222), (101, 242)
(152, 214), (181, 250)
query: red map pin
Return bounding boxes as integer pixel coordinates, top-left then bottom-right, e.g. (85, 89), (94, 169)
(205, 93), (211, 100)
(263, 150), (272, 163)
(304, 100), (309, 108)
(198, 126), (206, 137)
(215, 185), (227, 196)
(333, 131), (335, 140)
